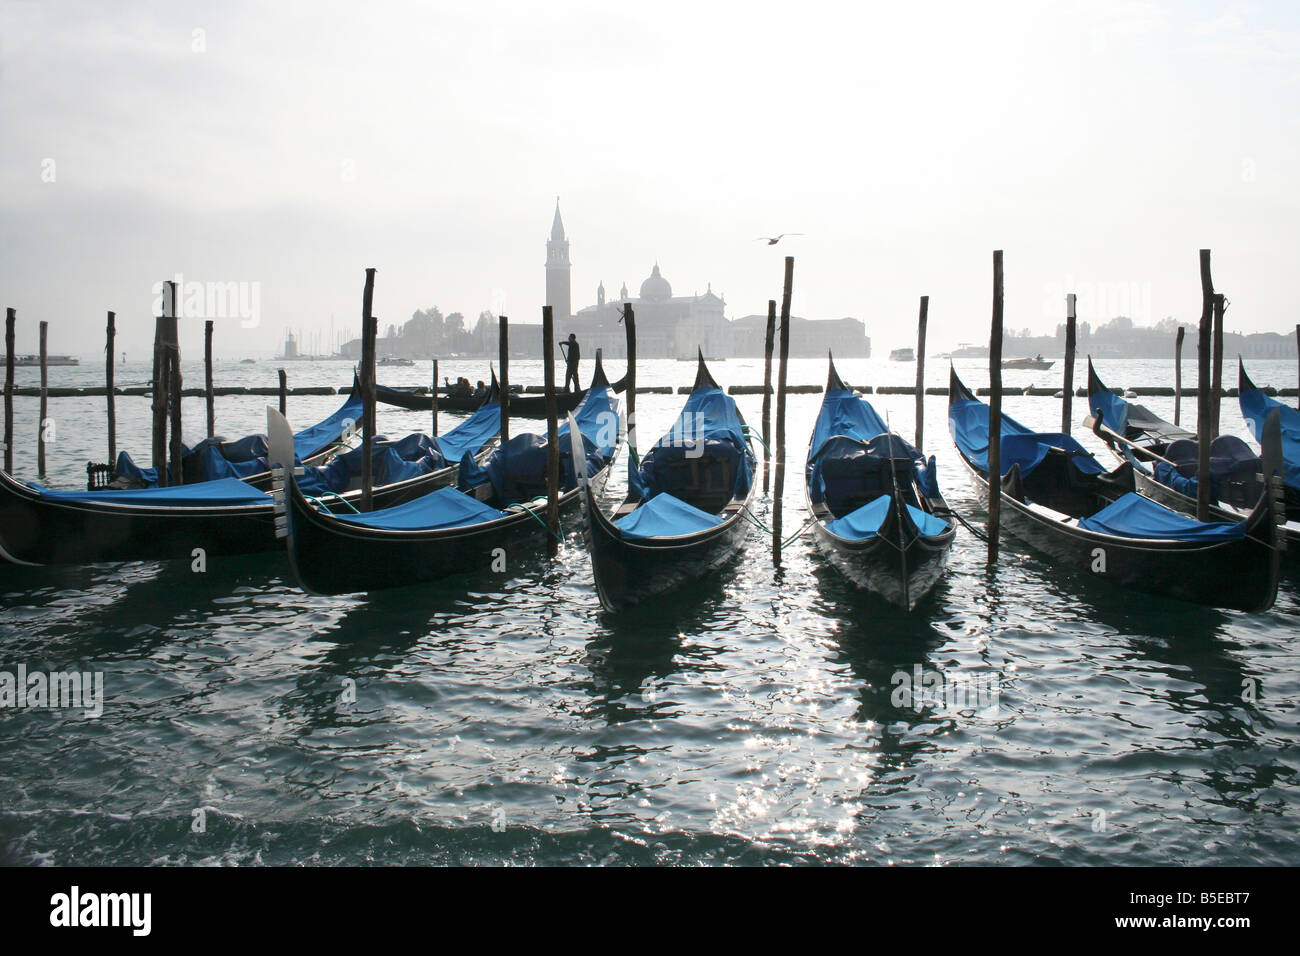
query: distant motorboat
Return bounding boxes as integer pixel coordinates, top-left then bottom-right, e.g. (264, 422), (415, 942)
(1002, 355), (1054, 370)
(378, 356), (415, 367)
(4, 354), (80, 367)
(239, 358), (256, 364)
(889, 348), (915, 362)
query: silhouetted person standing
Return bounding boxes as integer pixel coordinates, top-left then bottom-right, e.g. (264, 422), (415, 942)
(559, 333), (581, 392)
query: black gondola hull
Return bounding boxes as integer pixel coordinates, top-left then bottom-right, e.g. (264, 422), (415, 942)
(0, 450), (487, 567)
(807, 496), (955, 610)
(582, 481), (753, 612)
(957, 453), (1279, 612)
(283, 466), (609, 595)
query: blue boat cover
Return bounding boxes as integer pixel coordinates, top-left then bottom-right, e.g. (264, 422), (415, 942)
(1077, 492), (1245, 542)
(1240, 379), (1300, 490)
(628, 384), (753, 504)
(434, 400), (502, 463)
(109, 390), (364, 487)
(810, 387), (893, 456)
(612, 493), (724, 540)
(292, 390), (364, 461)
(334, 485), (505, 531)
(826, 494), (951, 540)
(1088, 387), (1130, 437)
(454, 384), (617, 505)
(949, 399), (1105, 479)
(28, 477), (271, 507)
(297, 432), (448, 497)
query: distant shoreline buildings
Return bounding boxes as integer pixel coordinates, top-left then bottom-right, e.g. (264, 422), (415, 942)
(547, 201), (871, 359)
(341, 202), (871, 360)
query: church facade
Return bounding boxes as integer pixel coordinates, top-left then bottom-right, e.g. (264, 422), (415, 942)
(545, 203), (870, 359)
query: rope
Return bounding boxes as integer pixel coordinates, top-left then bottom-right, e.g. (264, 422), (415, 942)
(511, 500), (564, 543)
(742, 426), (772, 456)
(739, 505), (815, 548)
(306, 491), (361, 514)
(941, 507), (988, 542)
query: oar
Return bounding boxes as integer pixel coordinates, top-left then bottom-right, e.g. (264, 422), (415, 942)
(1084, 412), (1182, 470)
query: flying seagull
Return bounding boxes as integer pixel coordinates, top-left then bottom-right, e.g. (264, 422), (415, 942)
(757, 233), (804, 245)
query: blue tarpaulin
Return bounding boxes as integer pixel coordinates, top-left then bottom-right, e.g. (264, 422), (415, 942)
(455, 381), (618, 505)
(613, 493), (724, 540)
(1088, 387), (1130, 437)
(434, 400), (502, 463)
(949, 399), (1105, 479)
(826, 494), (951, 540)
(809, 388), (893, 456)
(628, 384), (752, 504)
(334, 486), (505, 531)
(28, 477), (271, 507)
(1077, 492), (1246, 542)
(1239, 378), (1300, 490)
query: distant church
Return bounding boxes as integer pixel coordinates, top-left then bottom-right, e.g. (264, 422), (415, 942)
(544, 201), (869, 360)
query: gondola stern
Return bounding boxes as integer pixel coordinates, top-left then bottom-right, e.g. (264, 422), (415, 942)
(826, 352), (848, 393)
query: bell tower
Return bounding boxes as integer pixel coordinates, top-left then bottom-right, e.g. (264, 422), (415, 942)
(545, 198), (572, 323)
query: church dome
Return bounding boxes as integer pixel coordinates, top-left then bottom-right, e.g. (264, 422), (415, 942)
(639, 263), (672, 301)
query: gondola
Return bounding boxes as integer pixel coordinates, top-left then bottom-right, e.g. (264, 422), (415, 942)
(949, 366), (1282, 613)
(376, 366), (627, 416)
(1239, 359), (1300, 522)
(1086, 359), (1299, 557)
(580, 352), (755, 612)
(0, 382), (504, 567)
(274, 360), (622, 595)
(804, 357), (956, 610)
(90, 378), (368, 491)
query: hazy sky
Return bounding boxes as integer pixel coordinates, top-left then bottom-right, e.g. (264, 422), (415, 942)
(2, 0), (1297, 357)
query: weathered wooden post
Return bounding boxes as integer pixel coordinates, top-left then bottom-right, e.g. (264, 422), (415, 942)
(773, 257), (794, 564)
(151, 287), (169, 484)
(431, 359), (439, 436)
(278, 368), (288, 416)
(166, 305), (183, 487)
(204, 319), (215, 437)
(4, 307), (13, 473)
(542, 306), (561, 557)
(622, 304), (637, 463)
(1174, 325), (1185, 426)
(1211, 286), (1225, 437)
(762, 299), (775, 493)
(37, 321), (48, 478)
(915, 295), (929, 450)
(1061, 293), (1077, 435)
(988, 250), (1005, 566)
(1295, 324), (1299, 411)
(106, 311), (117, 464)
(1196, 250), (1214, 522)
(359, 268), (377, 512)
(498, 315), (510, 444)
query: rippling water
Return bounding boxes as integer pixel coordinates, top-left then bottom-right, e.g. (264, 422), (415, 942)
(2, 356), (1298, 865)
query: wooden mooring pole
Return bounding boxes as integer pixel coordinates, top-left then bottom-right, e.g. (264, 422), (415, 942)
(360, 268), (377, 512)
(166, 308), (183, 487)
(4, 308), (13, 473)
(37, 321), (48, 478)
(106, 311), (117, 464)
(1174, 326), (1185, 426)
(987, 250), (1005, 567)
(1211, 286), (1225, 437)
(772, 257), (794, 564)
(498, 315), (510, 444)
(915, 296), (929, 451)
(762, 299), (775, 493)
(278, 368), (288, 416)
(204, 319), (215, 437)
(431, 359), (439, 436)
(542, 305), (561, 558)
(1061, 293), (1077, 435)
(1196, 250), (1214, 522)
(623, 304), (637, 462)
